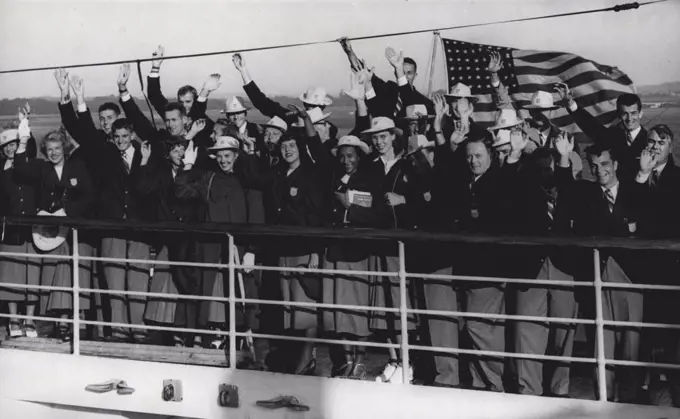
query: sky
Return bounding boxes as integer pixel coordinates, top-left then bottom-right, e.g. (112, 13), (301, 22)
(0, 0), (678, 100)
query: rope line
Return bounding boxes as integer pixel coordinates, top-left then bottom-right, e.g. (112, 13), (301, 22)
(0, 1), (664, 75)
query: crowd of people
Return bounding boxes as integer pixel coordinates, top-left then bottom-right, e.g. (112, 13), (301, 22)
(0, 39), (678, 405)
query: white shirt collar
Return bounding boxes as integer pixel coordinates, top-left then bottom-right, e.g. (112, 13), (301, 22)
(54, 161), (65, 180)
(654, 161), (667, 175)
(123, 146), (134, 161)
(380, 155), (399, 175)
(239, 123), (247, 135)
(3, 159), (12, 171)
(602, 181), (620, 201)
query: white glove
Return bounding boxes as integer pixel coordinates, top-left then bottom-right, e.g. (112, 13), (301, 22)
(242, 252), (255, 274)
(18, 118), (30, 139)
(183, 140), (198, 168)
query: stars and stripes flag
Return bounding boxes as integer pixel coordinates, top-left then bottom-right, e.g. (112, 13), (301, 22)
(440, 38), (636, 135)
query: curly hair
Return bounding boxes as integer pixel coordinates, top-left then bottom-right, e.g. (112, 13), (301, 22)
(40, 129), (73, 159)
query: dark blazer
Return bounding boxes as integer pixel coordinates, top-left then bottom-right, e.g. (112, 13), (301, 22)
(367, 75), (435, 119)
(569, 107), (647, 181)
(0, 149), (39, 245)
(365, 154), (421, 230)
(15, 158), (96, 218)
(635, 158), (680, 238)
(147, 75), (212, 124)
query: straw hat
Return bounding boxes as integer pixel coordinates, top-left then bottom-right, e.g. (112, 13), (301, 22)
(292, 107), (332, 128)
(491, 129), (512, 148)
(208, 136), (240, 152)
(299, 87), (333, 107)
(522, 91), (560, 111)
(405, 134), (435, 157)
(331, 135), (370, 156)
(401, 104), (434, 121)
(444, 83), (479, 103)
(221, 97), (250, 114)
(0, 129), (19, 148)
(32, 212), (69, 252)
(361, 117), (403, 138)
(488, 109), (524, 131)
(262, 116), (288, 133)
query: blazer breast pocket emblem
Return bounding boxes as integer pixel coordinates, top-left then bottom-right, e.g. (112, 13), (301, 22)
(423, 191), (431, 202)
(70, 178), (78, 187)
(290, 187), (298, 197)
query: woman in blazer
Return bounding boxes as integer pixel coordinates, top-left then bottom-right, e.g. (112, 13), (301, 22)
(14, 130), (96, 341)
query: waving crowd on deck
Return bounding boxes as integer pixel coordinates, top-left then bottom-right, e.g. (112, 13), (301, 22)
(0, 40), (678, 405)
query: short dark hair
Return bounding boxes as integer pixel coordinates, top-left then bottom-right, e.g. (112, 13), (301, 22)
(214, 120), (240, 138)
(98, 102), (121, 116)
(585, 143), (619, 163)
(648, 124), (674, 142)
(164, 102), (187, 117)
(111, 118), (134, 133)
(404, 57), (417, 73)
(177, 85), (197, 100)
(616, 93), (642, 113)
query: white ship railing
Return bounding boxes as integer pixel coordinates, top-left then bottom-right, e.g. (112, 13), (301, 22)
(2, 216), (680, 405)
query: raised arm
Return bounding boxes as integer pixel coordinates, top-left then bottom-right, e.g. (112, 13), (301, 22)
(191, 73), (221, 123)
(488, 51), (513, 110)
(118, 63), (160, 144)
(233, 53), (291, 123)
(555, 82), (609, 145)
(54, 69), (81, 141)
(345, 69), (371, 136)
(68, 74), (103, 147)
(147, 45), (169, 117)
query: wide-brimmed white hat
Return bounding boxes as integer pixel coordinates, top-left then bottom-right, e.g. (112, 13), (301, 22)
(491, 129), (512, 148)
(405, 134), (436, 157)
(401, 104), (434, 121)
(221, 97), (250, 114)
(522, 91), (560, 111)
(332, 135), (370, 156)
(292, 107), (332, 128)
(208, 136), (240, 152)
(444, 83), (479, 102)
(32, 213), (69, 252)
(262, 116), (288, 133)
(299, 87), (333, 107)
(488, 109), (524, 131)
(361, 117), (403, 138)
(0, 129), (19, 148)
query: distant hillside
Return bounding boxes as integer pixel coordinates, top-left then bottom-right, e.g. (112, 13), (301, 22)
(0, 93), (354, 116)
(638, 81), (680, 96)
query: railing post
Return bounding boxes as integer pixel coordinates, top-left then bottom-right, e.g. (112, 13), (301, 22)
(72, 228), (80, 356)
(228, 234), (237, 370)
(398, 241), (410, 385)
(593, 248), (607, 402)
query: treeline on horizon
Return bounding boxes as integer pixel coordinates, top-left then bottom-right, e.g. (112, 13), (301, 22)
(0, 94), (358, 117)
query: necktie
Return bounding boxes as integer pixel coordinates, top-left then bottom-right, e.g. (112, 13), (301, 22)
(626, 131), (634, 147)
(546, 191), (556, 221)
(121, 150), (130, 174)
(604, 188), (615, 213)
(650, 169), (660, 187)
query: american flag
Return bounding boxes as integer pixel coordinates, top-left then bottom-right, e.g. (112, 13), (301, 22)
(441, 38), (636, 136)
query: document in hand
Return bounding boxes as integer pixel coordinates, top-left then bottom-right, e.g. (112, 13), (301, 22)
(348, 190), (372, 208)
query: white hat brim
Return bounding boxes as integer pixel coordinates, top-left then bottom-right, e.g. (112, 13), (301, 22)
(361, 126), (404, 137)
(32, 226), (69, 252)
(488, 119), (525, 131)
(299, 94), (333, 107)
(221, 107), (250, 114)
(292, 112), (332, 128)
(332, 141), (370, 156)
(444, 94), (479, 103)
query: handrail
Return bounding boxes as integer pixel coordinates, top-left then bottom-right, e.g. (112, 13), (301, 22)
(5, 215), (680, 251)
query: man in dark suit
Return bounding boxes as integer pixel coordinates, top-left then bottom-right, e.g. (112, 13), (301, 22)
(339, 38), (433, 119)
(220, 96), (262, 152)
(631, 124), (680, 405)
(146, 45), (219, 132)
(556, 83), (646, 181)
(512, 137), (580, 398)
(571, 143), (645, 403)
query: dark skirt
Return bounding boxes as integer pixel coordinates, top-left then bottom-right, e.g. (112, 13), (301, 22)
(322, 247), (371, 337)
(41, 240), (93, 312)
(0, 242), (41, 302)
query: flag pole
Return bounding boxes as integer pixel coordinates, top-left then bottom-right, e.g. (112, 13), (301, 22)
(427, 31), (442, 97)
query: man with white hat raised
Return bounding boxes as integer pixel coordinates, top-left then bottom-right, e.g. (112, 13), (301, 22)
(233, 53), (338, 144)
(221, 96), (262, 152)
(487, 108), (529, 167)
(487, 52), (582, 177)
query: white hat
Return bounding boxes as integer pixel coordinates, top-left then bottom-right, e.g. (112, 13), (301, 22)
(292, 107), (332, 128)
(208, 136), (240, 152)
(523, 91), (560, 111)
(491, 129), (512, 148)
(221, 97), (249, 114)
(406, 134), (435, 156)
(262, 116), (288, 133)
(0, 129), (19, 148)
(488, 108), (524, 131)
(444, 83), (478, 102)
(332, 135), (370, 156)
(361, 117), (403, 138)
(401, 104), (434, 121)
(299, 87), (333, 107)
(32, 213), (69, 252)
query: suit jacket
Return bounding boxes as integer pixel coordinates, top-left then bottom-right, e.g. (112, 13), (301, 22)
(569, 107), (647, 181)
(0, 149), (40, 244)
(14, 158), (96, 218)
(635, 158), (680, 238)
(367, 75), (435, 119)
